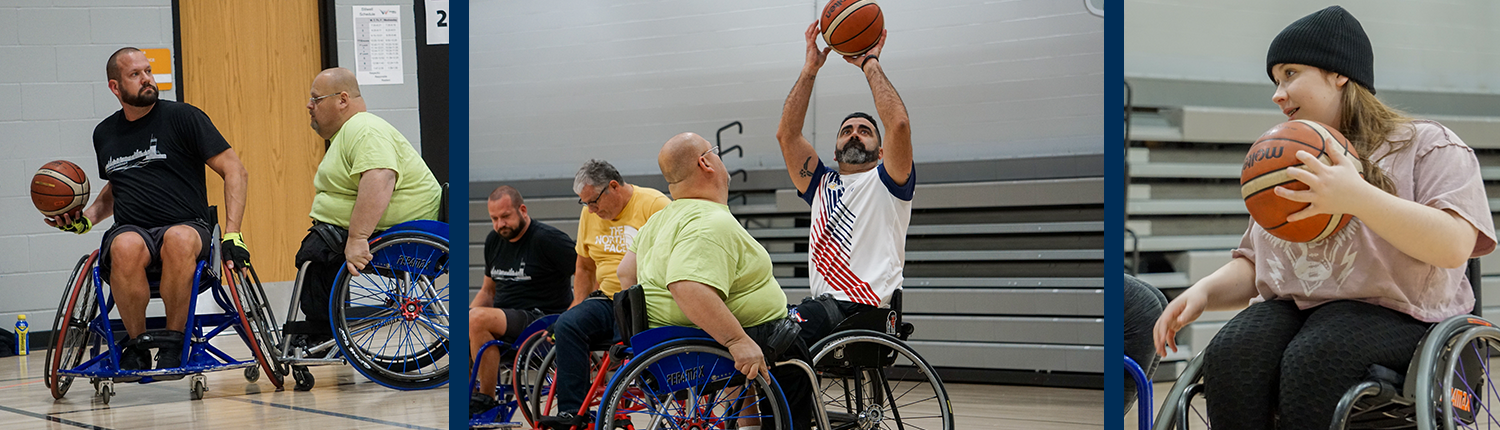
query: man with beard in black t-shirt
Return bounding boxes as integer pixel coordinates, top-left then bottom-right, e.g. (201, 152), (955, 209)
(469, 185), (575, 416)
(47, 47), (251, 378)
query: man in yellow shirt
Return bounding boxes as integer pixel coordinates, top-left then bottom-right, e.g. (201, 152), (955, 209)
(290, 67), (442, 349)
(538, 159), (669, 428)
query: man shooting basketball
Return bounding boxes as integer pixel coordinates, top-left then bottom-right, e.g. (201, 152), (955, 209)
(47, 47), (251, 377)
(775, 22), (913, 345)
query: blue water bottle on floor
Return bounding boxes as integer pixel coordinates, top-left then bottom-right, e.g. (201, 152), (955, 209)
(16, 315), (28, 356)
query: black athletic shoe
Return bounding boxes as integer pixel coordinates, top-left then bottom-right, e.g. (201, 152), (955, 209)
(469, 392), (501, 417)
(117, 337), (152, 371)
(538, 411), (592, 430)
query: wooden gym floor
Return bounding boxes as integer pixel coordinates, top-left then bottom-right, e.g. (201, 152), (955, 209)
(0, 338), (447, 430)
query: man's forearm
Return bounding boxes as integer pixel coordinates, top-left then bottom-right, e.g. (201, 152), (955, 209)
(776, 71), (817, 143)
(349, 169), (396, 241)
(223, 165), (249, 233)
(862, 60), (909, 137)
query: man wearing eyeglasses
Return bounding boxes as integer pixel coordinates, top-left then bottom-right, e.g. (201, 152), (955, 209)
(289, 67), (442, 351)
(776, 24), (913, 346)
(538, 159), (670, 428)
(46, 47), (250, 376)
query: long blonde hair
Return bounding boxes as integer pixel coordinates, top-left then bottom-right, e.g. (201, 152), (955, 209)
(1337, 82), (1412, 195)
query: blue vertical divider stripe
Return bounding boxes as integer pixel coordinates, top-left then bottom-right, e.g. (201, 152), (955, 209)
(449, 0), (470, 428)
(1105, 1), (1124, 427)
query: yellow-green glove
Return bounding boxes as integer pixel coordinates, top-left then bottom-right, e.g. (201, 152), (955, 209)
(58, 215), (92, 234)
(222, 232), (251, 268)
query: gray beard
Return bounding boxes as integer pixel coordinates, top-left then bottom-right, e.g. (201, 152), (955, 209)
(835, 142), (879, 165)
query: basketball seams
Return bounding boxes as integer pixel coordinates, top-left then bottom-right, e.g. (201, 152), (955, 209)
(1242, 121), (1359, 242)
(823, 0), (881, 56)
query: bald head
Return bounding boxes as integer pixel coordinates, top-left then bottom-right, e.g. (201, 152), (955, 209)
(659, 132), (710, 184)
(315, 68), (361, 97)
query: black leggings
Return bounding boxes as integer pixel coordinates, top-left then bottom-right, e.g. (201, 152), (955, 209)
(1202, 299), (1432, 429)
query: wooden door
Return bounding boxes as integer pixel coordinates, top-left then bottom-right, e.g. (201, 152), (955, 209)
(179, 1), (324, 282)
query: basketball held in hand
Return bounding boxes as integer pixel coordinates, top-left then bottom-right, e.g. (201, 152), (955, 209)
(1240, 120), (1362, 243)
(821, 0), (884, 56)
(31, 160), (90, 218)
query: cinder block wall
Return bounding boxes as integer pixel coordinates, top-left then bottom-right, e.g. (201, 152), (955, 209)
(0, 1), (177, 331)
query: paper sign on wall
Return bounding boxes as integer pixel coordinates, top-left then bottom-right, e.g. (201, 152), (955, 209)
(142, 48), (173, 91)
(425, 1), (449, 45)
(354, 5), (404, 85)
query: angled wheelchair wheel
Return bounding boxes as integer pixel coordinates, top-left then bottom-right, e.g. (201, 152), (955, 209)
(598, 340), (789, 430)
(332, 232), (450, 390)
(225, 264), (285, 390)
(1426, 321), (1500, 429)
(1150, 351), (1210, 430)
(47, 252), (100, 399)
(512, 329), (555, 426)
(812, 331), (954, 430)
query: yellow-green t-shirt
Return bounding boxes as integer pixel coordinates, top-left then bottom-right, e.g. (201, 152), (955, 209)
(575, 185), (671, 296)
(628, 198), (787, 329)
(310, 112), (441, 229)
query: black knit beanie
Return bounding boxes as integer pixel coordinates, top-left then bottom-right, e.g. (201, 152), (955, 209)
(1266, 5), (1375, 94)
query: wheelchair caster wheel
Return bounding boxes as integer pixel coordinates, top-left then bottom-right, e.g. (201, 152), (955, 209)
(190, 374), (207, 400)
(97, 380), (114, 405)
(245, 365), (260, 382)
(293, 367), (315, 391)
(90, 378), (101, 394)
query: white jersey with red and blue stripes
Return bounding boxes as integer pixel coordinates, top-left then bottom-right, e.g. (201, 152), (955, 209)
(798, 159), (915, 307)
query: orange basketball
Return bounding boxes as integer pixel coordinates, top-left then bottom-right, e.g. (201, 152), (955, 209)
(821, 0), (884, 56)
(31, 160), (90, 218)
(1240, 120), (1361, 243)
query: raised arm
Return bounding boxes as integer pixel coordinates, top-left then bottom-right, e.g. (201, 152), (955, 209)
(775, 21), (833, 194)
(843, 30), (912, 185)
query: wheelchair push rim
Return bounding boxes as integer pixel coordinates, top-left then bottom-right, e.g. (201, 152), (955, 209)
(47, 252), (100, 399)
(333, 232), (450, 390)
(224, 263), (286, 390)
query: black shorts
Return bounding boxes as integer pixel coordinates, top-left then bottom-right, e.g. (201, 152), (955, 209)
(499, 308), (544, 341)
(99, 220), (212, 285)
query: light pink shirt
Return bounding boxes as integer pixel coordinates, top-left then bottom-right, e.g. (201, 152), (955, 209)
(1233, 120), (1496, 322)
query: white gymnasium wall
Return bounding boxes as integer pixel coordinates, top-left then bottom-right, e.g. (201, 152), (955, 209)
(470, 0), (1104, 182)
(1125, 0), (1500, 95)
(0, 1), (177, 329)
(334, 0), (423, 150)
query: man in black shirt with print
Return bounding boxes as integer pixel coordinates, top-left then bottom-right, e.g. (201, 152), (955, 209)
(469, 185), (574, 416)
(48, 47), (251, 376)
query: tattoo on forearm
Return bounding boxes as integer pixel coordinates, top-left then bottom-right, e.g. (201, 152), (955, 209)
(799, 157), (815, 178)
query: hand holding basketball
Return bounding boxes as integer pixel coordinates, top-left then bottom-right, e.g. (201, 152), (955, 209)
(1275, 143), (1372, 223)
(803, 21), (832, 73)
(843, 29), (886, 67)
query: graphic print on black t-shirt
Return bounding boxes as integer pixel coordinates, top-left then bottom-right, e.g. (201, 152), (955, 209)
(486, 220), (575, 314)
(93, 100), (231, 228)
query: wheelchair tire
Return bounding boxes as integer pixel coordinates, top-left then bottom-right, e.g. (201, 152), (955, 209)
(1428, 323), (1500, 429)
(598, 340), (790, 430)
(47, 252), (100, 400)
(332, 232), (450, 390)
(811, 330), (954, 430)
(225, 264), (285, 390)
(512, 329), (555, 426)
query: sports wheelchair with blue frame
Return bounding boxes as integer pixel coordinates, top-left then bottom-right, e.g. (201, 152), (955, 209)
(547, 286), (953, 430)
(277, 218), (452, 391)
(45, 208), (284, 404)
(468, 314), (560, 428)
(1153, 260), (1497, 430)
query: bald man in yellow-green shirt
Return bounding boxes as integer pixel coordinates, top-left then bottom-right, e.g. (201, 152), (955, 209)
(291, 67), (441, 346)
